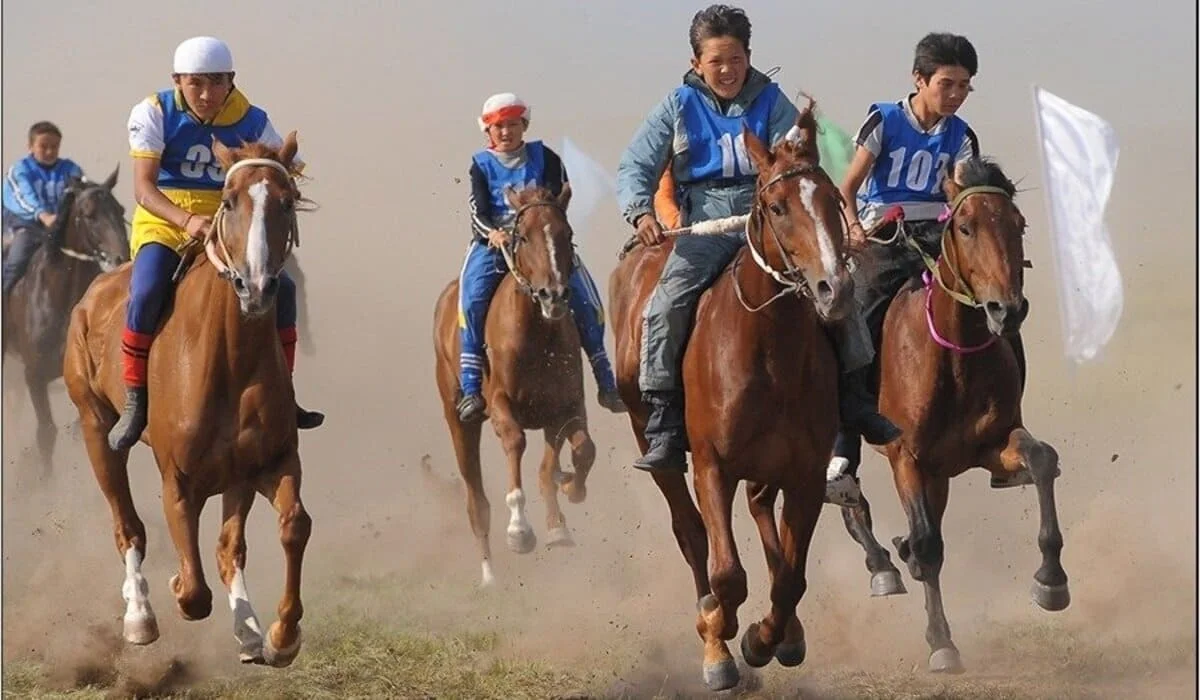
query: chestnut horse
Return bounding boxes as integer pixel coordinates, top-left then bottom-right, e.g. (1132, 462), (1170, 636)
(609, 102), (854, 692)
(2, 168), (128, 468)
(63, 134), (313, 667)
(433, 184), (597, 587)
(840, 157), (1068, 673)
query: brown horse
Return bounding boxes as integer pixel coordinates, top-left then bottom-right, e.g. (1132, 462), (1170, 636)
(840, 157), (1068, 673)
(433, 183), (597, 587)
(2, 168), (128, 468)
(63, 134), (313, 667)
(609, 101), (854, 692)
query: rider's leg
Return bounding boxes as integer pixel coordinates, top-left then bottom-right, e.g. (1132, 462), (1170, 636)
(275, 270), (324, 429)
(2, 214), (45, 295)
(565, 254), (625, 413)
(108, 243), (179, 451)
(634, 231), (743, 473)
(456, 240), (507, 422)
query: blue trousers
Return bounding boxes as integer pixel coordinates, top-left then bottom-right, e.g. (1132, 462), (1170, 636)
(127, 242), (296, 334)
(457, 239), (615, 396)
(2, 209), (46, 294)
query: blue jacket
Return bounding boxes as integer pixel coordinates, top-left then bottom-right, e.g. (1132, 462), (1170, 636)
(2, 155), (83, 222)
(615, 67), (800, 228)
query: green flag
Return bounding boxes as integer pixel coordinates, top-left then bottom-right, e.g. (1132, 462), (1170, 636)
(816, 115), (855, 185)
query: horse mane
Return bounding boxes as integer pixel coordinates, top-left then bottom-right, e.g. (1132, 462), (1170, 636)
(954, 157), (1017, 198)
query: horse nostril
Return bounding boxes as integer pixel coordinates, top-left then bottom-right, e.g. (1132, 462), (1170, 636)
(816, 279), (834, 303)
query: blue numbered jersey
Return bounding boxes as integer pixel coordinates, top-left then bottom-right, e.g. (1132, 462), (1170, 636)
(156, 88), (270, 191)
(675, 82), (780, 184)
(859, 101), (967, 207)
(471, 140), (546, 223)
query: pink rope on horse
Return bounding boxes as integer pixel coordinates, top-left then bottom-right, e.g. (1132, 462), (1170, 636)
(923, 270), (997, 354)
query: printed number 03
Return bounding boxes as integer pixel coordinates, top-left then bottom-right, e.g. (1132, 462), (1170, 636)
(180, 144), (224, 180)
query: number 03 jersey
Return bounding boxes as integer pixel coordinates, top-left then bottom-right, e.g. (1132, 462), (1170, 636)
(125, 88), (303, 258)
(854, 95), (979, 226)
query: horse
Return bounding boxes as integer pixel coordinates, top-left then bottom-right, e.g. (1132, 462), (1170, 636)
(63, 133), (314, 667)
(2, 167), (128, 469)
(837, 157), (1068, 673)
(608, 100), (855, 692)
(433, 183), (597, 587)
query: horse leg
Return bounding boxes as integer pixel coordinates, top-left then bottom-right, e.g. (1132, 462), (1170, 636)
(693, 460), (745, 692)
(841, 492), (907, 597)
(253, 450), (312, 668)
(491, 394), (535, 554)
(539, 428), (573, 547)
(446, 405), (492, 586)
(559, 419), (596, 505)
(743, 483), (824, 670)
(25, 365), (56, 472)
(162, 469), (213, 622)
(81, 409), (157, 645)
(891, 455), (960, 673)
(740, 482), (786, 668)
(982, 428), (1069, 611)
(215, 483), (268, 664)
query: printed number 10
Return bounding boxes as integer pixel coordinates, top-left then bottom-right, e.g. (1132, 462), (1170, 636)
(719, 132), (755, 178)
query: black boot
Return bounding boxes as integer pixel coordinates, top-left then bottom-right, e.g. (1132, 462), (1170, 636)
(632, 390), (688, 473)
(456, 393), (486, 423)
(108, 386), (149, 451)
(597, 386), (628, 414)
(839, 368), (902, 446)
(296, 403), (324, 429)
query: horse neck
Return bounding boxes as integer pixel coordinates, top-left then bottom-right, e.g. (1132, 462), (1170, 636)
(930, 257), (993, 352)
(190, 265), (281, 374)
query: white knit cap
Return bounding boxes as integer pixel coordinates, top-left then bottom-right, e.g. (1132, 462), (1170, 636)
(477, 92), (530, 131)
(173, 36), (234, 74)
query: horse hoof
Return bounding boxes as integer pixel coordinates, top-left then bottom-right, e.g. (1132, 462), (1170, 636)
(1031, 580), (1071, 612)
(870, 570), (907, 597)
(739, 623), (773, 668)
(168, 574), (212, 621)
(123, 613), (159, 645)
(702, 658), (740, 691)
(506, 528), (537, 554)
(775, 639), (807, 668)
(562, 482), (587, 504)
(264, 625), (302, 668)
(239, 647), (266, 665)
(929, 647), (964, 674)
(546, 526), (575, 548)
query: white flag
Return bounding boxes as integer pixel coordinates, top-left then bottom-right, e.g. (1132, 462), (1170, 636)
(1032, 86), (1123, 363)
(559, 137), (617, 243)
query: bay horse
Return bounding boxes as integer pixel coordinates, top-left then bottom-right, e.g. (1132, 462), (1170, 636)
(63, 134), (313, 667)
(2, 168), (128, 468)
(839, 157), (1068, 673)
(609, 100), (854, 692)
(433, 183), (597, 587)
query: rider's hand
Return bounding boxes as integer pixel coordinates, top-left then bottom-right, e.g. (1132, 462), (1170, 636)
(38, 212), (57, 229)
(635, 214), (665, 247)
(184, 214), (212, 241)
(486, 229), (510, 249)
(847, 220), (867, 247)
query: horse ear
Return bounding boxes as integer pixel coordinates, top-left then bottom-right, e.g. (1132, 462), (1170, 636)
(211, 136), (236, 171)
(793, 94), (820, 162)
(503, 185), (521, 209)
(103, 164), (119, 190)
(279, 130), (299, 169)
(557, 181), (572, 211)
(742, 123), (772, 174)
(942, 161), (964, 201)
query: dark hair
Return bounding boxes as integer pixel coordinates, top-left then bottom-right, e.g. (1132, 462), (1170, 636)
(912, 32), (978, 79)
(955, 156), (1016, 197)
(689, 4), (752, 57)
(28, 121), (62, 143)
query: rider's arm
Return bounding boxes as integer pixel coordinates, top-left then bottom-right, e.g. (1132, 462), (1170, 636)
(468, 161), (497, 240)
(616, 94), (676, 227)
(127, 98), (193, 228)
(766, 90), (802, 147)
(839, 107), (885, 229)
(7, 162), (53, 226)
(542, 146), (567, 198)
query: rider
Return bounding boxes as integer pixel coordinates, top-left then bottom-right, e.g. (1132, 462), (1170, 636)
(456, 92), (626, 423)
(824, 32), (1019, 506)
(108, 35), (324, 451)
(615, 4), (901, 473)
(2, 121), (84, 295)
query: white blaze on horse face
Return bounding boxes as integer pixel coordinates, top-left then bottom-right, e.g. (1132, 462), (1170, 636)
(798, 177), (839, 281)
(246, 179), (271, 288)
(544, 223), (563, 287)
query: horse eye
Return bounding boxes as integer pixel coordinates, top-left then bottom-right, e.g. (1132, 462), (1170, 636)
(769, 202), (785, 216)
(958, 223), (972, 237)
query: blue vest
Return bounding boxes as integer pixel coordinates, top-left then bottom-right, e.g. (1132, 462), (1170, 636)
(675, 82), (780, 184)
(2, 155), (82, 220)
(156, 89), (271, 190)
(472, 140), (546, 223)
(860, 101), (967, 206)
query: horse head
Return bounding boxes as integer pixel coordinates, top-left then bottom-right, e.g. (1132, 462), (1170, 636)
(207, 132), (305, 317)
(58, 166), (129, 272)
(742, 97), (854, 321)
(940, 157), (1027, 335)
(501, 183), (575, 321)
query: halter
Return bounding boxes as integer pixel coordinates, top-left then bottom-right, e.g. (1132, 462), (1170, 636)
(53, 181), (126, 271)
(204, 158), (301, 285)
(497, 198), (572, 297)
